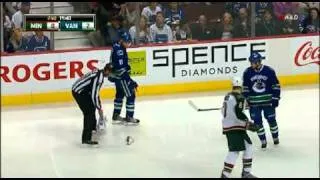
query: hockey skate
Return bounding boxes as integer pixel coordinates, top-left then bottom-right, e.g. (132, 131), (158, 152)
(82, 131), (99, 146)
(123, 116), (140, 126)
(241, 171), (258, 178)
(220, 172), (228, 178)
(112, 113), (125, 125)
(273, 138), (280, 145)
(81, 131), (99, 146)
(82, 140), (98, 145)
(261, 143), (267, 149)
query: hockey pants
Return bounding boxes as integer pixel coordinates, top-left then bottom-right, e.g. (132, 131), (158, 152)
(249, 105), (279, 143)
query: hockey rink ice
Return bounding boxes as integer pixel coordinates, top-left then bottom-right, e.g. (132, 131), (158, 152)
(1, 85), (319, 178)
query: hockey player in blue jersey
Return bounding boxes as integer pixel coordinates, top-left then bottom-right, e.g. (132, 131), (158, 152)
(108, 30), (140, 125)
(242, 51), (281, 149)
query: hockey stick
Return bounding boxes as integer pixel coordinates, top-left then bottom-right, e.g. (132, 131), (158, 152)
(188, 100), (221, 111)
(188, 100), (252, 112)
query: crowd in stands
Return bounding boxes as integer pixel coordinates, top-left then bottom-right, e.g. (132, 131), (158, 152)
(3, 2), (50, 53)
(88, 2), (319, 47)
(2, 2), (319, 53)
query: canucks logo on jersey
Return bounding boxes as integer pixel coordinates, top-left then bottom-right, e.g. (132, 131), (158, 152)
(252, 79), (266, 93)
(117, 49), (124, 56)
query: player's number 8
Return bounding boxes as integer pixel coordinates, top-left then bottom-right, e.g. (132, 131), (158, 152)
(119, 59), (123, 65)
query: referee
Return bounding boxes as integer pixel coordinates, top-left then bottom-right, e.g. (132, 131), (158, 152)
(72, 63), (113, 145)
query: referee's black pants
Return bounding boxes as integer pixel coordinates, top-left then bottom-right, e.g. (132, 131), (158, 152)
(72, 91), (97, 142)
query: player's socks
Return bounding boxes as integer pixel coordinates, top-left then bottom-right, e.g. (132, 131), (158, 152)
(257, 127), (267, 148)
(126, 102), (135, 118)
(113, 98), (123, 117)
(269, 121), (279, 142)
(242, 158), (252, 172)
(222, 162), (234, 178)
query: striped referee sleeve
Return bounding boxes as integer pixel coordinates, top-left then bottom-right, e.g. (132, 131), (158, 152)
(91, 71), (104, 109)
(72, 71), (97, 93)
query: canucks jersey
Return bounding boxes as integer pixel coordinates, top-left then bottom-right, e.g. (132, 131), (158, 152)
(242, 65), (281, 106)
(222, 92), (249, 133)
(109, 42), (130, 81)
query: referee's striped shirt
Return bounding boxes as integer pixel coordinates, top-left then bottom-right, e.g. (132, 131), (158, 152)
(72, 69), (104, 109)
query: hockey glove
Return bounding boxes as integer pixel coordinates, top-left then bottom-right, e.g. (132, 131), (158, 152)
(246, 121), (259, 132)
(272, 99), (279, 108)
(129, 80), (138, 91)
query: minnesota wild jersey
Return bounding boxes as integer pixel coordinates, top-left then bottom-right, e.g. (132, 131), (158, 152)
(222, 92), (249, 133)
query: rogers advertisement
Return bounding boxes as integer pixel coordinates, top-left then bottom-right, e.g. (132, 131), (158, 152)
(1, 50), (110, 95)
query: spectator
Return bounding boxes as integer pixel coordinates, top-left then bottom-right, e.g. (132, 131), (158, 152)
(216, 12), (234, 40)
(89, 2), (99, 14)
(225, 2), (249, 17)
(164, 2), (184, 25)
(121, 18), (131, 32)
(88, 2), (111, 47)
(190, 15), (216, 41)
(172, 20), (192, 41)
(105, 15), (124, 45)
(105, 15), (132, 46)
(141, 2), (162, 25)
(256, 9), (281, 36)
(234, 8), (251, 38)
(299, 8), (319, 33)
(280, 13), (299, 35)
(26, 30), (50, 52)
(5, 28), (28, 53)
(11, 2), (21, 11)
(3, 6), (13, 49)
(255, 2), (273, 22)
(149, 12), (173, 43)
(295, 2), (309, 24)
(119, 2), (140, 27)
(11, 2), (30, 28)
(129, 16), (151, 45)
(5, 2), (17, 18)
(305, 2), (319, 10)
(272, 2), (300, 21)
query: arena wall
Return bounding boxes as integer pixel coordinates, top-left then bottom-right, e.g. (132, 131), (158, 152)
(1, 33), (319, 106)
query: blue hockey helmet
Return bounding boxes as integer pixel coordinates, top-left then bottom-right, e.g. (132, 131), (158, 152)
(249, 51), (262, 63)
(112, 29), (132, 46)
(118, 29), (131, 43)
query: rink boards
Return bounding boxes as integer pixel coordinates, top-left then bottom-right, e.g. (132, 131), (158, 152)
(1, 34), (319, 106)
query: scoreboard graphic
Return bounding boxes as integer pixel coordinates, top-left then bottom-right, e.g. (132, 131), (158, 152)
(23, 14), (96, 31)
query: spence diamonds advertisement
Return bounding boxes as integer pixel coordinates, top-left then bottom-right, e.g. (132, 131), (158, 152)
(150, 41), (267, 82)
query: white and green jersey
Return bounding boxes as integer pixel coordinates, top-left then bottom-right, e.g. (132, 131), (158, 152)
(221, 92), (249, 133)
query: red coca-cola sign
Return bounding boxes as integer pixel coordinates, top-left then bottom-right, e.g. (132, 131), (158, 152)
(294, 41), (320, 66)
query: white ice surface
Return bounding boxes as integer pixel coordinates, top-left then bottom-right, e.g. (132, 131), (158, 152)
(1, 85), (319, 178)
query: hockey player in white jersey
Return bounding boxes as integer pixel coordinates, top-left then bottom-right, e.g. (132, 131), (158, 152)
(220, 77), (259, 178)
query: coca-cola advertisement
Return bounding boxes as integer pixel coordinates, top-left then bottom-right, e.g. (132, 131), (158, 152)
(294, 41), (320, 66)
